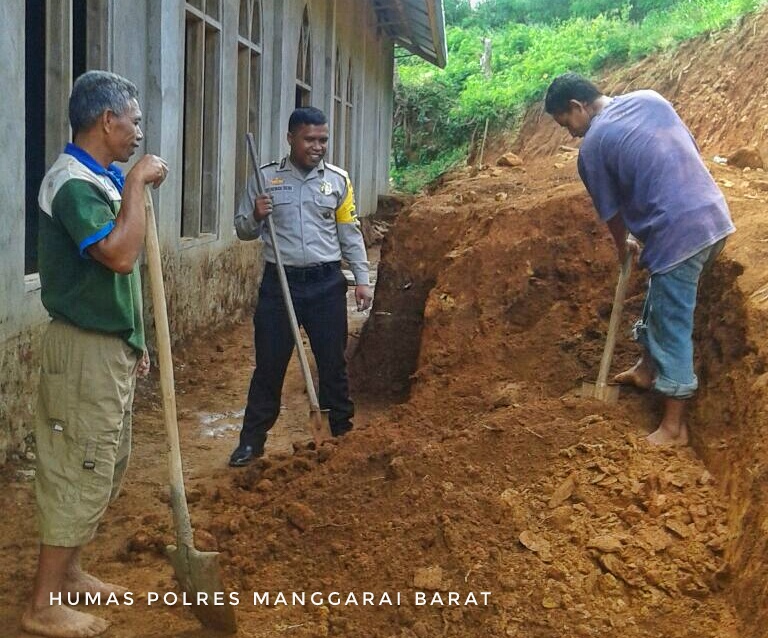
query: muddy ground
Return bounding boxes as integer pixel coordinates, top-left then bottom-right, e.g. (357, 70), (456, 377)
(3, 8), (768, 638)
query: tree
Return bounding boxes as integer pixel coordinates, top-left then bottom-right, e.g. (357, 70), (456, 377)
(444, 0), (473, 26)
(466, 0), (574, 27)
(629, 0), (679, 21)
(472, 0), (528, 27)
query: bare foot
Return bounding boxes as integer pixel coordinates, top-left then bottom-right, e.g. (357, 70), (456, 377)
(614, 357), (653, 390)
(21, 604), (109, 638)
(647, 421), (689, 446)
(63, 571), (128, 598)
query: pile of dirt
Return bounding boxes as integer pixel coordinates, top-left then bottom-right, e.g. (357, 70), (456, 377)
(116, 142), (761, 636)
(190, 396), (740, 638)
(3, 8), (768, 638)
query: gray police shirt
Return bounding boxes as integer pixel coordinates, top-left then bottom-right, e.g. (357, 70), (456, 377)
(235, 156), (370, 285)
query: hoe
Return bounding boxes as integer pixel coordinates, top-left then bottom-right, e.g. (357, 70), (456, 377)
(581, 250), (633, 403)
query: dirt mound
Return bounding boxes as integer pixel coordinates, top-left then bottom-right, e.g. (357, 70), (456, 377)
(192, 397), (740, 638)
(338, 8), (768, 635)
(138, 150), (757, 637)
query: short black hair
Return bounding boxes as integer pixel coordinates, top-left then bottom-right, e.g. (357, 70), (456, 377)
(69, 70), (139, 135)
(544, 73), (603, 115)
(288, 106), (328, 132)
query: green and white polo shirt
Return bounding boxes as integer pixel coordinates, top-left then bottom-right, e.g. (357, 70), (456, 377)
(37, 153), (145, 353)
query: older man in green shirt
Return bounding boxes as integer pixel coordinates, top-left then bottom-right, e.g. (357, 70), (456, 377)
(23, 70), (168, 638)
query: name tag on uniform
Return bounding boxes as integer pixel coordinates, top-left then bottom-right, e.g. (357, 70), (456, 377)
(266, 185), (294, 193)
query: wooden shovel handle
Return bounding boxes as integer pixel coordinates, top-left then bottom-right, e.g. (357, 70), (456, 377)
(595, 251), (633, 389)
(245, 133), (323, 415)
(144, 188), (194, 547)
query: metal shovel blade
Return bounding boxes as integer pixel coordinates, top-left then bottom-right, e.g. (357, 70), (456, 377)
(167, 543), (237, 634)
(580, 380), (621, 404)
(310, 409), (332, 445)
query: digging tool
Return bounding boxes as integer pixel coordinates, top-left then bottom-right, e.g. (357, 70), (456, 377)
(245, 133), (332, 444)
(581, 249), (634, 403)
(143, 188), (237, 634)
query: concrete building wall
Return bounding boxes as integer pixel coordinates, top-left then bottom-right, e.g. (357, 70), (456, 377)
(0, 0), (400, 463)
(0, 0), (45, 461)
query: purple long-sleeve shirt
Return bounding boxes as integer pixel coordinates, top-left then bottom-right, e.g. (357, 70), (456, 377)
(577, 90), (734, 274)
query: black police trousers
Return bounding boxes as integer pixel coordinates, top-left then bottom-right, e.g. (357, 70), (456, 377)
(238, 261), (354, 450)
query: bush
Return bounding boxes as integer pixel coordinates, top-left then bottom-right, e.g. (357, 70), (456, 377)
(390, 145), (469, 194)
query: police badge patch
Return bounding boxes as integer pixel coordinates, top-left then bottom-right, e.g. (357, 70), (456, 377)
(319, 180), (333, 195)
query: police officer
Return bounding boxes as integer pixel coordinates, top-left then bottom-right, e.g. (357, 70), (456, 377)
(230, 107), (372, 466)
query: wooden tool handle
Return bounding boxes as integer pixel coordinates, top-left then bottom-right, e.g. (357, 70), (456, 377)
(144, 188), (194, 547)
(595, 251), (633, 389)
(245, 134), (322, 413)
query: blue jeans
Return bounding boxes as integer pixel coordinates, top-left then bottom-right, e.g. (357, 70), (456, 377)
(633, 240), (725, 399)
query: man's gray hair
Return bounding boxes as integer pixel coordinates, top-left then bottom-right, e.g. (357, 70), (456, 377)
(69, 70), (139, 135)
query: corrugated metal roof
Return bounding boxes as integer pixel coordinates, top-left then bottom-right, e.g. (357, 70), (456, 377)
(372, 0), (448, 68)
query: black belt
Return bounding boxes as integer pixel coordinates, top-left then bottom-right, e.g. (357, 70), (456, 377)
(264, 261), (340, 282)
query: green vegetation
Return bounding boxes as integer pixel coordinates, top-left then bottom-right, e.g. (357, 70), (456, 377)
(392, 0), (765, 193)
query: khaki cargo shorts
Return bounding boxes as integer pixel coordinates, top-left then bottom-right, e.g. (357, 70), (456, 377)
(35, 320), (138, 547)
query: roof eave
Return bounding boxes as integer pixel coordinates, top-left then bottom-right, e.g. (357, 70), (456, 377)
(376, 0), (448, 69)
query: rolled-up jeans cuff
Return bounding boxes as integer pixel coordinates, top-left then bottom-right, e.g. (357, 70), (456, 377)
(653, 373), (697, 399)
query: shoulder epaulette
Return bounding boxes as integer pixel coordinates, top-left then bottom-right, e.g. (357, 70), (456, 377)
(323, 162), (349, 179)
(260, 160), (279, 169)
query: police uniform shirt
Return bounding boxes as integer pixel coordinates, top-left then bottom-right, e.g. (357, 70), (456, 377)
(235, 156), (370, 286)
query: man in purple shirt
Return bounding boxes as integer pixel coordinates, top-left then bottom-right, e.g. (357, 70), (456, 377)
(545, 72), (734, 446)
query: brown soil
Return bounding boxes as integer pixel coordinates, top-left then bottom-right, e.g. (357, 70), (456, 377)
(4, 9), (768, 638)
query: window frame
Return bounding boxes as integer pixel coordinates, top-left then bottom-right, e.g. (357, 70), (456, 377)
(24, 0), (107, 280)
(295, 5), (312, 108)
(181, 0), (223, 239)
(234, 0), (263, 217)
